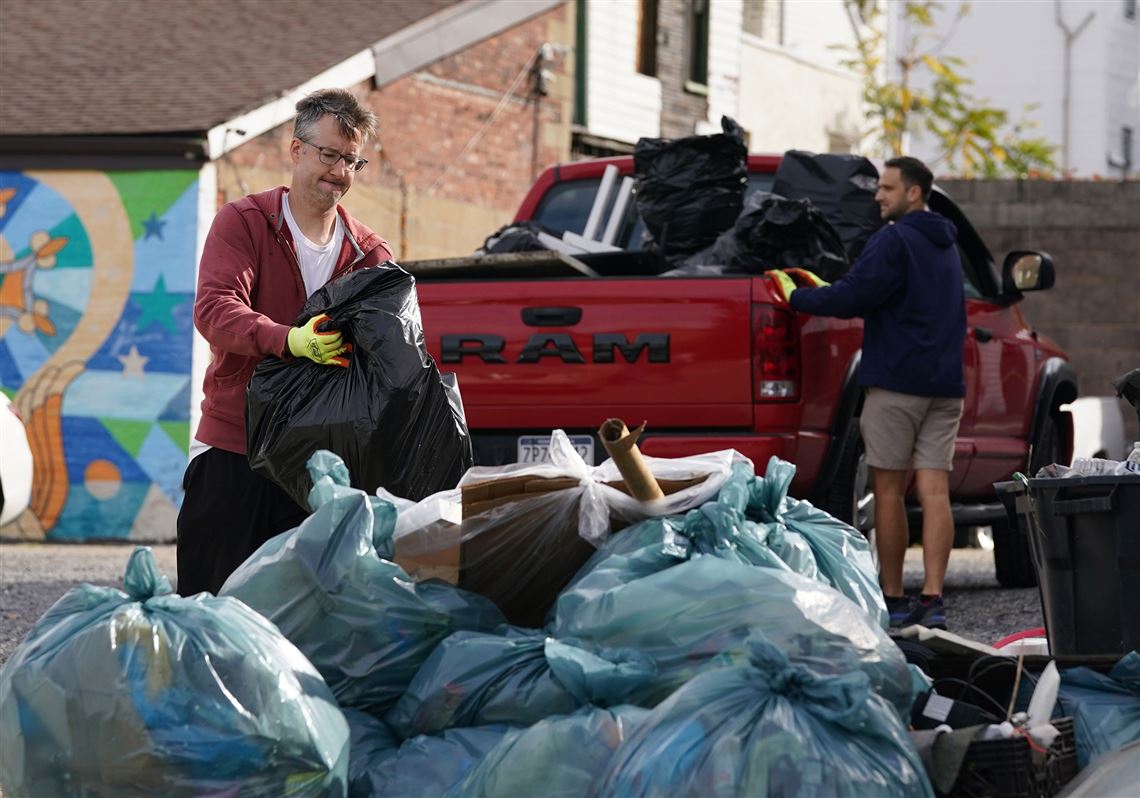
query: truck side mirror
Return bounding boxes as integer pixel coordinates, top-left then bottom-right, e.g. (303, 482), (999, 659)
(1002, 250), (1055, 295)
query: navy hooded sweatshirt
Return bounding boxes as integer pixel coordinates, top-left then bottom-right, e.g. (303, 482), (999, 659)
(789, 210), (966, 398)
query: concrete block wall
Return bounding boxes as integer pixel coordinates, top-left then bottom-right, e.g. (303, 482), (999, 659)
(219, 5), (575, 260)
(942, 179), (1140, 444)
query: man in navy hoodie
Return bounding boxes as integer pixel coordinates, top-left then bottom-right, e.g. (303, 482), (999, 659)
(772, 156), (965, 629)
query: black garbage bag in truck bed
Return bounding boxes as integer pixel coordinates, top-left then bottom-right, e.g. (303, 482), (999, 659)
(772, 150), (883, 261)
(247, 263), (473, 507)
(633, 116), (747, 263)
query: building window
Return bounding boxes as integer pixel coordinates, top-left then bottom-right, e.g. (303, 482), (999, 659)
(689, 0), (710, 86)
(743, 0), (784, 43)
(1126, 0), (1137, 20)
(638, 0), (658, 76)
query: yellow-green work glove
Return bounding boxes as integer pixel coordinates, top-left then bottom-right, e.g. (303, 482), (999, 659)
(765, 269), (799, 303)
(785, 267), (830, 288)
(287, 314), (350, 367)
(765, 268), (830, 303)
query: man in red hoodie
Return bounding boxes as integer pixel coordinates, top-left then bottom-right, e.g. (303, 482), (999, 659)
(177, 89), (393, 596)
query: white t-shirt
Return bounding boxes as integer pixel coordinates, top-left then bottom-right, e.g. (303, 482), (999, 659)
(282, 192), (344, 298)
(188, 195), (346, 463)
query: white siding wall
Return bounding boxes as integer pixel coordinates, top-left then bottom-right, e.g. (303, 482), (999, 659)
(585, 0), (662, 143)
(782, 0), (861, 70)
(733, 0), (865, 152)
(738, 34), (864, 153)
(698, 0), (743, 133)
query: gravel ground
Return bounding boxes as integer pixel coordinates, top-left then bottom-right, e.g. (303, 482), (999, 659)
(0, 541), (1041, 666)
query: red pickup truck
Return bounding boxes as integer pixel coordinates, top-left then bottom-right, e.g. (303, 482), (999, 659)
(411, 154), (1076, 588)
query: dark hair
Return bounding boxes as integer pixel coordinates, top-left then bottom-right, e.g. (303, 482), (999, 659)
(884, 156), (934, 201)
(294, 89), (378, 144)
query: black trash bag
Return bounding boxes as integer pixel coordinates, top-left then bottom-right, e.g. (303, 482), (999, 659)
(633, 115), (747, 262)
(477, 221), (555, 255)
(247, 263), (473, 506)
(773, 150), (883, 261)
(698, 191), (850, 281)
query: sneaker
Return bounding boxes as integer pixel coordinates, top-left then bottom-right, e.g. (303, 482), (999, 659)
(902, 596), (947, 630)
(885, 594), (914, 627)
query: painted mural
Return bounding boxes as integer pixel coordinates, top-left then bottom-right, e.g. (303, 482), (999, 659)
(0, 170), (197, 542)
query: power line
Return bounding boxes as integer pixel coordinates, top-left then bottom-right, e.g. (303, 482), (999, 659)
(424, 44), (546, 197)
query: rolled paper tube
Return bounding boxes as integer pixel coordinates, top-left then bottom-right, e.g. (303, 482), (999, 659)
(598, 418), (665, 501)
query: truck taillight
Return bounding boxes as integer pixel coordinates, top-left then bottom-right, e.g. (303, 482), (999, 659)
(752, 305), (800, 401)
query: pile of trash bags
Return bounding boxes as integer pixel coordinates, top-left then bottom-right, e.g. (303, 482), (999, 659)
(4, 438), (1136, 796)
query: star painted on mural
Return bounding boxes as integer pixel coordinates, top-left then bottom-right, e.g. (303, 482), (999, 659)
(118, 345), (149, 379)
(142, 211), (166, 240)
(135, 275), (186, 333)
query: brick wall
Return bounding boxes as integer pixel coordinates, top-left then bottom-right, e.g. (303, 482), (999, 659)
(656, 0), (708, 138)
(942, 179), (1140, 443)
(219, 4), (575, 259)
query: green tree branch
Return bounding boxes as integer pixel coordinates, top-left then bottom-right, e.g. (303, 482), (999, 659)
(838, 0), (1056, 178)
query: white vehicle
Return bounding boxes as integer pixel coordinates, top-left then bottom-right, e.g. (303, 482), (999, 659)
(1, 394), (34, 527)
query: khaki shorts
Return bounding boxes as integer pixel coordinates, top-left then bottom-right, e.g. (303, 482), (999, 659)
(860, 387), (964, 471)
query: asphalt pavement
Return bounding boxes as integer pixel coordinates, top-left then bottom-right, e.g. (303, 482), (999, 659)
(0, 541), (1041, 666)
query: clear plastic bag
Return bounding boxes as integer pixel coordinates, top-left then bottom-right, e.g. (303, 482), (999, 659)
(449, 705), (650, 798)
(0, 548), (350, 797)
(219, 451), (505, 715)
(594, 638), (933, 798)
(393, 431), (746, 627)
(552, 555), (917, 719)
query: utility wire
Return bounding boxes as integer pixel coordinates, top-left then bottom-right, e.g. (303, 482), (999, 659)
(424, 44), (545, 197)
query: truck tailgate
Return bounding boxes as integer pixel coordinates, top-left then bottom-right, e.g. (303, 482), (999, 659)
(418, 277), (754, 429)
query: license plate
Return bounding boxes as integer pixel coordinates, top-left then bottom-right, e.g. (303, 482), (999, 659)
(517, 435), (594, 465)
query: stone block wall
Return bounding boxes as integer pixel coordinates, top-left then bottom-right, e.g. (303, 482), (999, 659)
(942, 179), (1140, 445)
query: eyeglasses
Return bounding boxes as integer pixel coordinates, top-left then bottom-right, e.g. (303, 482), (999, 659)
(298, 137), (368, 172)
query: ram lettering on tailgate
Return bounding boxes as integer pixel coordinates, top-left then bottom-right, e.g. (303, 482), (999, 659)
(440, 333), (670, 364)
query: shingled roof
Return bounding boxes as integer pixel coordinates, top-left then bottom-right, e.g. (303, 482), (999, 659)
(1, 0), (563, 167)
(0, 0), (467, 137)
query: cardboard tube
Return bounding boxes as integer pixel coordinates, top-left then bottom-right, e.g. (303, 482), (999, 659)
(598, 418), (665, 501)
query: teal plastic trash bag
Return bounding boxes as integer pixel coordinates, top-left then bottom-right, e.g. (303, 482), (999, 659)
(385, 629), (655, 738)
(449, 705), (649, 798)
(552, 516), (692, 624)
(552, 555), (916, 719)
(220, 450), (505, 715)
(1056, 651), (1140, 769)
(594, 639), (934, 798)
(343, 709), (400, 798)
(0, 547), (350, 798)
(344, 708), (513, 798)
(748, 456), (888, 628)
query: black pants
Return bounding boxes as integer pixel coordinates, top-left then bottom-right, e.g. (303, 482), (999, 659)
(176, 447), (308, 596)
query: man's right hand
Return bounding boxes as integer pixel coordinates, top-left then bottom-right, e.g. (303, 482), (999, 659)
(287, 314), (350, 367)
(765, 268), (830, 303)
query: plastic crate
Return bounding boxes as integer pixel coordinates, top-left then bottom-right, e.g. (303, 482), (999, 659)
(949, 716), (1077, 798)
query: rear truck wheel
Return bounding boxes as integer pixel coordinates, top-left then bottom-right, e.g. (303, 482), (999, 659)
(821, 424), (875, 534)
(992, 410), (1064, 588)
(820, 424), (877, 569)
